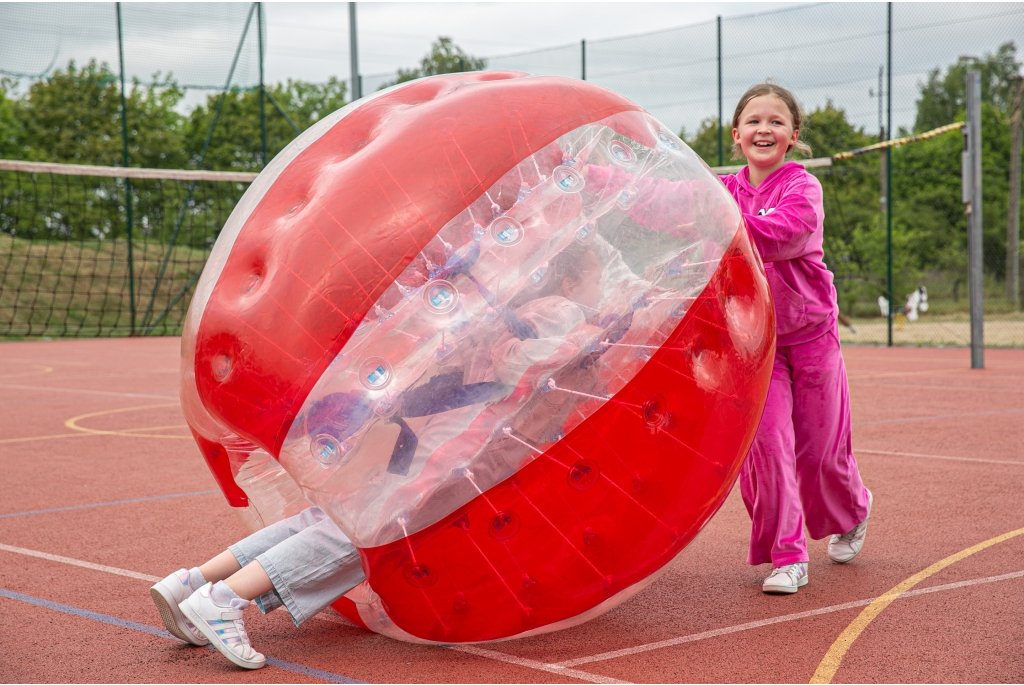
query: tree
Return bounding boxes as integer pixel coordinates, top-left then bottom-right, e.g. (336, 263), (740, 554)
(915, 42), (1021, 132)
(682, 117), (730, 166)
(0, 78), (26, 159)
(185, 78), (347, 172)
(15, 60), (187, 169)
(381, 37), (486, 89)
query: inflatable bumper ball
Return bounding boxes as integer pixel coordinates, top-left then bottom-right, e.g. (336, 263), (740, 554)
(180, 72), (775, 643)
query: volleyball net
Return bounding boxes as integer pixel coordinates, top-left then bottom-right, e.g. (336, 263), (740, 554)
(0, 161), (251, 337)
(0, 1), (1021, 345)
(1, 118), (1020, 347)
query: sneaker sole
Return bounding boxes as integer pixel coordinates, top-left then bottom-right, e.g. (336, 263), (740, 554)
(762, 574), (809, 594)
(828, 538), (866, 564)
(829, 489), (873, 563)
(180, 601), (265, 670)
(150, 586), (208, 646)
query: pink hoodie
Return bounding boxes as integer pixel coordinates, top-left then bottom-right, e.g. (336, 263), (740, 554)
(720, 162), (837, 346)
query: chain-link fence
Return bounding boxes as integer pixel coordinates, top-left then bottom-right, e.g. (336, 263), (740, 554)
(0, 163), (250, 336)
(0, 2), (265, 102)
(483, 3), (1024, 347)
(1, 2), (1022, 345)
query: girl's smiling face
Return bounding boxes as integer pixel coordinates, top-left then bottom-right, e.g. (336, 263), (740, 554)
(732, 94), (800, 184)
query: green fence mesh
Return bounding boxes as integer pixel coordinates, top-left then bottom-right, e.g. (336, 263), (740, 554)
(0, 2), (1022, 346)
(0, 2), (264, 90)
(0, 165), (249, 337)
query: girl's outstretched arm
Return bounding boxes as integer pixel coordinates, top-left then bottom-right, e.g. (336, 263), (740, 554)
(585, 164), (704, 235)
(739, 175), (824, 263)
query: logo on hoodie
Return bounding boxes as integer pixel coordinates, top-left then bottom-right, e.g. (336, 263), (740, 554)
(757, 207), (776, 216)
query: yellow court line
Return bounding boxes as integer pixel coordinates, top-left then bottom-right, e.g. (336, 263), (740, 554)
(63, 403), (192, 440)
(0, 432), (91, 445)
(810, 525), (1024, 684)
(0, 365), (53, 379)
(114, 424), (190, 434)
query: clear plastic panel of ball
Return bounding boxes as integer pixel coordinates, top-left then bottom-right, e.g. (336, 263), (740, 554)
(277, 112), (741, 548)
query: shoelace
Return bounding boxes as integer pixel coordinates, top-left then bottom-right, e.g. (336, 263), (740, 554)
(771, 565), (804, 581)
(835, 521), (865, 543)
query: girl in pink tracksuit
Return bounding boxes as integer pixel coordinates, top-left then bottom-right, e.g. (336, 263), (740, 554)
(721, 83), (872, 594)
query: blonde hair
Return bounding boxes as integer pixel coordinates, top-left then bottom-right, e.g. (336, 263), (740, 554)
(731, 82), (813, 160)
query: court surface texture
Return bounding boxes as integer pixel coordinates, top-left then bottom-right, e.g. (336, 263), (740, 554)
(1, 337), (1022, 683)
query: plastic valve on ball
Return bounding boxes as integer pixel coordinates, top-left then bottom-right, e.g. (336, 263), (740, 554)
(180, 71), (775, 643)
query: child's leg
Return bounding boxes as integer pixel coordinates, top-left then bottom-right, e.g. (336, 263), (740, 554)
(198, 550), (242, 584)
(790, 327), (870, 540)
(241, 514), (364, 626)
(178, 509), (364, 670)
(739, 346), (808, 567)
(151, 506), (326, 647)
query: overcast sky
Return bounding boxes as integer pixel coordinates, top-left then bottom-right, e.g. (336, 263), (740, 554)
(262, 2), (800, 83)
(2, 2), (1022, 136)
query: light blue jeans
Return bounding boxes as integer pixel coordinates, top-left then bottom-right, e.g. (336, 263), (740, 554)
(228, 506), (365, 626)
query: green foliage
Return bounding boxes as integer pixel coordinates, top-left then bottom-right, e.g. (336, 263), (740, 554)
(683, 101), (874, 165)
(915, 42), (1021, 131)
(682, 116), (730, 165)
(15, 60), (187, 168)
(381, 37), (487, 89)
(1, 41), (1021, 328)
(0, 78), (26, 159)
(185, 77), (347, 172)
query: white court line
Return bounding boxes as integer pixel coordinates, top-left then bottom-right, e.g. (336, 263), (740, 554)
(450, 645), (629, 684)
(2, 540), (1020, 682)
(551, 570), (1024, 668)
(0, 543), (160, 582)
(858, 448), (1024, 467)
(0, 542), (625, 684)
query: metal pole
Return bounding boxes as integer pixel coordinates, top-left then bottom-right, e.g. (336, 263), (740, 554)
(886, 3), (892, 347)
(115, 2), (135, 336)
(966, 70), (984, 368)
(138, 3), (256, 333)
(581, 39), (586, 81)
(878, 66), (886, 216)
(717, 15), (723, 167)
(257, 2), (267, 168)
(1007, 76), (1022, 308)
(349, 2), (360, 100)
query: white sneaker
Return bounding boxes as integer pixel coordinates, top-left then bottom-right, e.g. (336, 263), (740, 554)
(829, 489), (873, 563)
(150, 569), (208, 646)
(179, 583), (266, 670)
(762, 562), (808, 594)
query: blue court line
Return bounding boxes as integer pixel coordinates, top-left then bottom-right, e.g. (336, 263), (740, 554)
(853, 406), (1024, 426)
(0, 587), (365, 684)
(0, 490), (220, 519)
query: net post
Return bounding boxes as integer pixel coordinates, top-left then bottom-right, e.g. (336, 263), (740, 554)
(717, 15), (723, 167)
(349, 2), (360, 100)
(966, 69), (984, 368)
(138, 3), (257, 333)
(115, 2), (136, 336)
(885, 2), (892, 347)
(581, 39), (586, 81)
(257, 2), (267, 168)
(1007, 75), (1022, 310)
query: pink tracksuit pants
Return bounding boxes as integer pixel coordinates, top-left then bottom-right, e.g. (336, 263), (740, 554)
(739, 326), (870, 567)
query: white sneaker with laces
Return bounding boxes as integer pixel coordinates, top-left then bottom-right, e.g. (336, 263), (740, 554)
(150, 569), (208, 646)
(762, 562), (808, 594)
(829, 489), (873, 563)
(180, 583), (266, 670)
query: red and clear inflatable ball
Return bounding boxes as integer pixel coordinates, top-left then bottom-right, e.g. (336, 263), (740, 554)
(180, 72), (774, 643)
